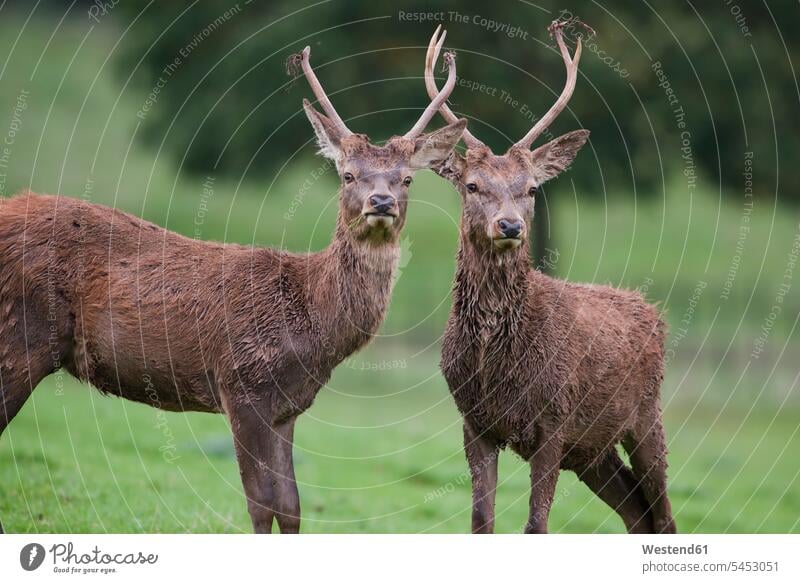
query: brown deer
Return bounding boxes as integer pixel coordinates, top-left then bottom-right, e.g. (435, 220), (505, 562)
(424, 22), (676, 534)
(0, 46), (466, 533)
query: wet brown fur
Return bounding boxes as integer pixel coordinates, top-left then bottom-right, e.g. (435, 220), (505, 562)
(438, 141), (676, 534)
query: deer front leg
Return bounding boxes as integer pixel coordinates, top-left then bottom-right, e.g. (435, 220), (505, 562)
(227, 398), (276, 533)
(524, 429), (563, 534)
(270, 417), (301, 533)
(463, 420), (499, 534)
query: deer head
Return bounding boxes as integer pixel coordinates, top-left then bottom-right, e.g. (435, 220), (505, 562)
(424, 21), (591, 254)
(289, 46), (467, 245)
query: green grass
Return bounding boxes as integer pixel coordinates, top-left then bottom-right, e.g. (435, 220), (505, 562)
(2, 360), (799, 533)
(1, 14), (799, 533)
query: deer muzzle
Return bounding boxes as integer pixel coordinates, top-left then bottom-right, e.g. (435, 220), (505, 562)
(364, 194), (398, 227)
(492, 217), (525, 249)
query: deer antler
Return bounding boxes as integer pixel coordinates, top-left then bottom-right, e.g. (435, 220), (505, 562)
(513, 19), (589, 150)
(294, 46), (353, 137)
(424, 26), (485, 149)
(405, 47), (459, 138)
(292, 43), (456, 140)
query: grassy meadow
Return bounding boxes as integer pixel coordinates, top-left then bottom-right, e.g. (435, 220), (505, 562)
(1, 15), (799, 533)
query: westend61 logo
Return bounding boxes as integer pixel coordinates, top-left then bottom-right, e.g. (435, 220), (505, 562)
(19, 542), (158, 575)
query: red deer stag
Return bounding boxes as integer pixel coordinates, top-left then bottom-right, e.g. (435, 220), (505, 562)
(424, 22), (675, 533)
(0, 46), (466, 533)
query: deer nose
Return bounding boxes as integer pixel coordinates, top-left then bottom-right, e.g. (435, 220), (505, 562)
(368, 194), (396, 214)
(497, 218), (523, 239)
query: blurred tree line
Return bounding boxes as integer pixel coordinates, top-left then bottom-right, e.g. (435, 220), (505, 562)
(39, 1), (800, 202)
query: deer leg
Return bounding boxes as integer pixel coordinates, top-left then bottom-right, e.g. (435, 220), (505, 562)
(1, 349), (61, 533)
(524, 430), (562, 534)
(575, 450), (655, 533)
(463, 420), (499, 534)
(1, 334), (60, 438)
(227, 398), (276, 533)
(0, 375), (34, 438)
(624, 418), (677, 534)
(0, 372), (36, 535)
(1, 376), (31, 530)
(270, 417), (300, 534)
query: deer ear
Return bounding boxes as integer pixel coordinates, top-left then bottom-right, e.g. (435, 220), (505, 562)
(529, 129), (590, 184)
(435, 150), (466, 183)
(409, 119), (467, 170)
(303, 99), (344, 163)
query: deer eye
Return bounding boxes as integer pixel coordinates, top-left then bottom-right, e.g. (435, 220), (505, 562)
(403, 176), (413, 187)
(528, 186), (538, 197)
(343, 172), (355, 184)
(466, 183), (478, 193)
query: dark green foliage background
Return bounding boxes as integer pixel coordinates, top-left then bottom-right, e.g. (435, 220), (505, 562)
(110, 0), (796, 201)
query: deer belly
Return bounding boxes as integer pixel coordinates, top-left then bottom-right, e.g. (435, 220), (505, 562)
(563, 383), (640, 448)
(68, 322), (221, 413)
(68, 353), (220, 413)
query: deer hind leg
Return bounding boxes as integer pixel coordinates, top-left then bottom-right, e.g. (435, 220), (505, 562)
(0, 365), (49, 534)
(623, 415), (677, 534)
(0, 320), (31, 437)
(1, 315), (68, 533)
(574, 450), (655, 533)
(1, 278), (73, 436)
(0, 370), (36, 438)
(1, 307), (68, 437)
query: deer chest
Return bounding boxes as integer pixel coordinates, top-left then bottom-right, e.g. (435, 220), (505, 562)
(441, 319), (528, 435)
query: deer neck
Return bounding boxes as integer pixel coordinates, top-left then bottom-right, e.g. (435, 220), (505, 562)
(311, 216), (400, 359)
(452, 234), (531, 329)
